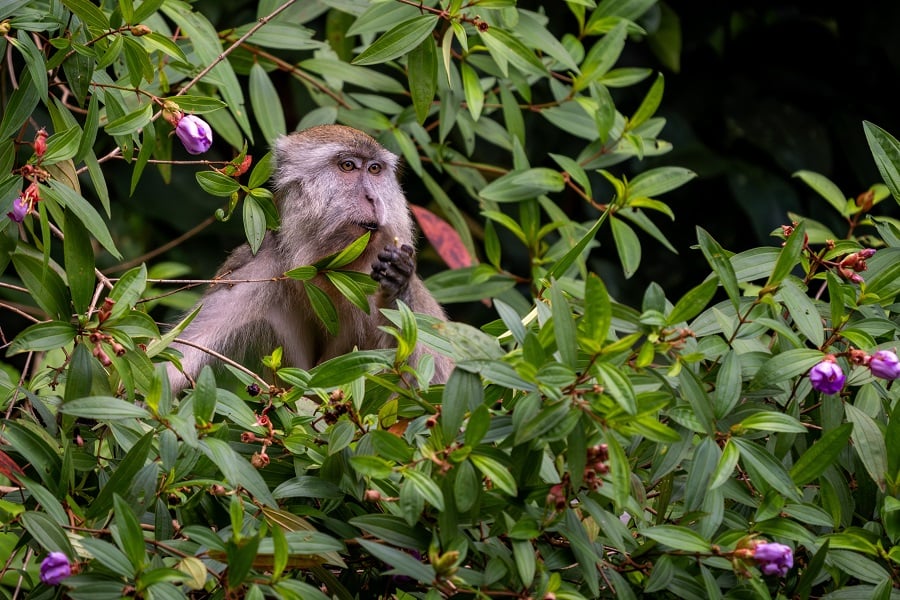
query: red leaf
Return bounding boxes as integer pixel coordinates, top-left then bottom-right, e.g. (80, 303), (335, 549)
(0, 449), (25, 485)
(410, 204), (474, 269)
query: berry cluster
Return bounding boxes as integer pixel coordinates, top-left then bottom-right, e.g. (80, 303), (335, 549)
(546, 444), (610, 511)
(322, 389), (352, 425)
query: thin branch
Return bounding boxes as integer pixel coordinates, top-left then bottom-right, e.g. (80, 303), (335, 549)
(172, 337), (269, 388)
(177, 0), (299, 97)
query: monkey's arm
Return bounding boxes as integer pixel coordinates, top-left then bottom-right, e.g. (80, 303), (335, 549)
(370, 243), (453, 382)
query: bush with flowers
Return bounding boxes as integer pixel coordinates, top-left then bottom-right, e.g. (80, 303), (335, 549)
(2, 1), (900, 599)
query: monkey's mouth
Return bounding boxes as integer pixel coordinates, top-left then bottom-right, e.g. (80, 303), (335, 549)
(359, 221), (379, 231)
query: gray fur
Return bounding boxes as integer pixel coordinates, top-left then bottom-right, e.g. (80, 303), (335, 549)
(167, 125), (452, 389)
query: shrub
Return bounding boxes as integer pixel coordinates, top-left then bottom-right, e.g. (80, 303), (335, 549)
(2, 1), (900, 598)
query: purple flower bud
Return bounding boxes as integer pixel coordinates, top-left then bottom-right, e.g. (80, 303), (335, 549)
(175, 114), (213, 155)
(6, 195), (29, 222)
(858, 248), (876, 259)
(869, 350), (900, 381)
(752, 542), (793, 577)
(39, 552), (71, 585)
(809, 358), (845, 394)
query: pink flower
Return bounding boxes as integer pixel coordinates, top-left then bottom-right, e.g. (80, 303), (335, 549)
(6, 195), (29, 222)
(39, 552), (71, 585)
(809, 357), (845, 394)
(175, 114), (213, 154)
(752, 542), (793, 577)
(869, 350), (900, 380)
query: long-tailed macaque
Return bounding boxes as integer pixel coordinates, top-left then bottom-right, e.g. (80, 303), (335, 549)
(166, 125), (453, 389)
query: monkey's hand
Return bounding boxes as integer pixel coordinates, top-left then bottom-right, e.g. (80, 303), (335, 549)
(371, 243), (415, 306)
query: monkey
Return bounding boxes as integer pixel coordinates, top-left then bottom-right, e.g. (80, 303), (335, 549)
(165, 125), (453, 390)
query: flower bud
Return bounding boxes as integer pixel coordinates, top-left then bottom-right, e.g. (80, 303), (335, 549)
(751, 542), (793, 577)
(39, 552), (71, 585)
(34, 128), (48, 157)
(808, 357), (845, 394)
(6, 195), (29, 222)
(175, 114), (213, 155)
(130, 24), (151, 36)
(869, 350), (900, 381)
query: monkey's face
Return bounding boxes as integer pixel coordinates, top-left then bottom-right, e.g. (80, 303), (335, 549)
(273, 125), (408, 247)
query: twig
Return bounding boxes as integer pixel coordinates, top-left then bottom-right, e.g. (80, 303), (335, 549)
(172, 337), (269, 387)
(176, 0), (299, 97)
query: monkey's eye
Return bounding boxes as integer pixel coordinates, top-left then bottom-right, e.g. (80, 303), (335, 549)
(368, 163), (382, 175)
(338, 159), (356, 172)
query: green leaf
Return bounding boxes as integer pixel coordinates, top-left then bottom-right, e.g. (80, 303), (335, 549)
(579, 273), (612, 352)
(45, 181), (122, 259)
(696, 227), (741, 310)
(7, 321), (77, 355)
(739, 412), (807, 434)
(709, 439), (740, 489)
(550, 283), (577, 368)
(305, 283), (339, 336)
(732, 437), (801, 501)
(761, 221), (805, 295)
(357, 539), (436, 584)
(480, 168), (565, 202)
(0, 72), (41, 141)
(408, 36), (437, 124)
(402, 468), (445, 511)
(324, 232), (371, 269)
(352, 15), (438, 66)
(594, 362), (637, 415)
(677, 367), (715, 436)
(107, 264), (147, 320)
(441, 368), (482, 440)
(750, 349), (823, 390)
(170, 95), (227, 114)
(104, 102), (153, 137)
(641, 525), (711, 553)
(627, 166), (696, 199)
(62, 0), (110, 30)
(11, 253), (70, 320)
(628, 73), (664, 129)
(794, 170), (847, 214)
(243, 195), (266, 254)
(60, 397), (152, 419)
(113, 494), (148, 569)
(863, 121), (900, 204)
(666, 276), (717, 325)
(790, 423), (853, 486)
(196, 171), (241, 197)
(249, 63), (286, 144)
(88, 433), (154, 519)
(461, 62), (484, 121)
(12, 31), (48, 104)
(480, 26), (548, 77)
(20, 512), (75, 557)
(575, 21), (627, 90)
(325, 271), (372, 313)
(611, 216), (641, 278)
(306, 350), (394, 388)
(202, 438), (276, 506)
(845, 402), (888, 492)
(777, 279), (824, 347)
(349, 455), (394, 479)
(470, 454), (517, 496)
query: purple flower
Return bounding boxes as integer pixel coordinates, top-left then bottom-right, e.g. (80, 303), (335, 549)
(752, 542), (793, 577)
(39, 552), (71, 585)
(809, 358), (845, 394)
(869, 350), (900, 381)
(175, 114), (213, 154)
(6, 195), (29, 222)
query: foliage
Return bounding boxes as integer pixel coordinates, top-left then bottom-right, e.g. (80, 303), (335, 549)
(1, 1), (900, 599)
